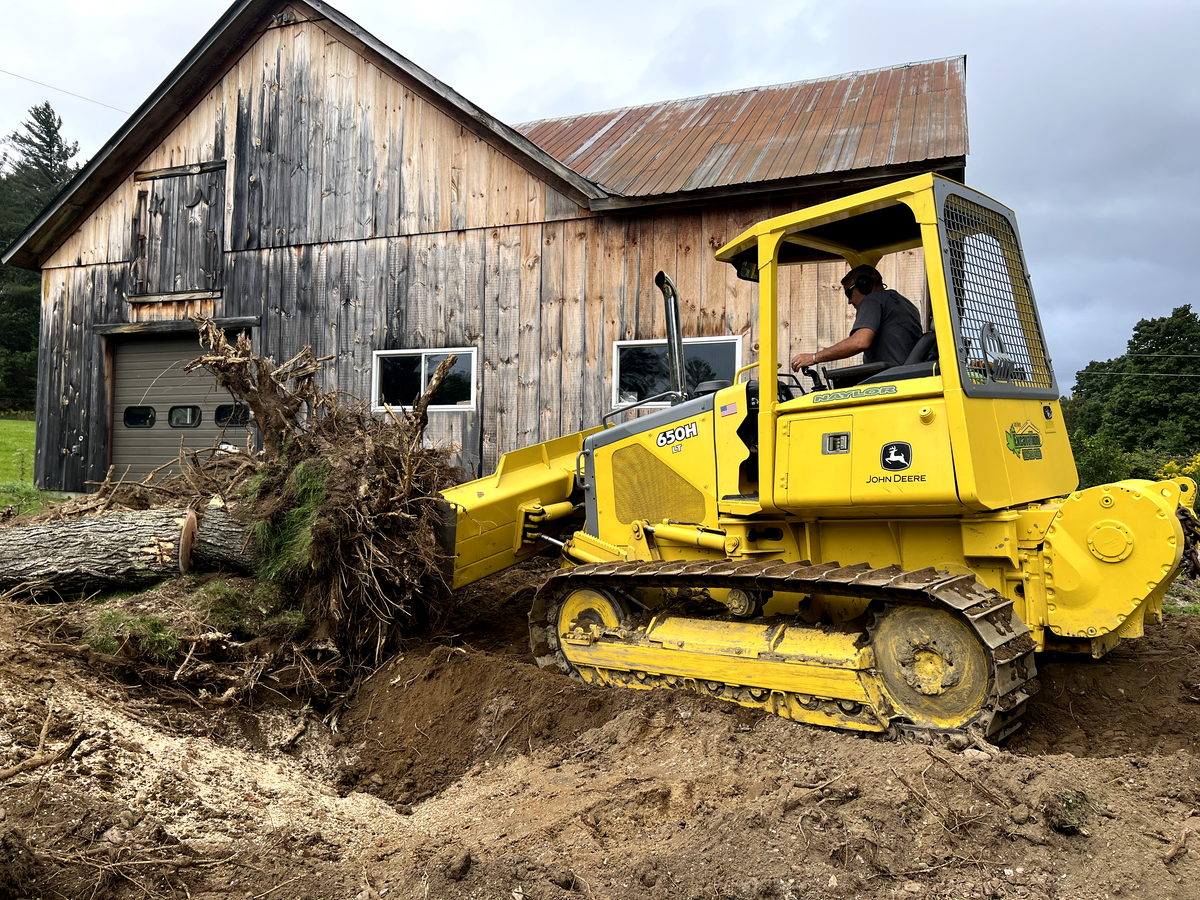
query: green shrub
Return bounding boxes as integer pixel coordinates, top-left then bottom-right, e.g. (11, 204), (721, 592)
(1157, 453), (1200, 481)
(1070, 431), (1131, 489)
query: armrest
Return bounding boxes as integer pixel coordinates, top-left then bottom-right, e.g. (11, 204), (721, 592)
(822, 362), (891, 390)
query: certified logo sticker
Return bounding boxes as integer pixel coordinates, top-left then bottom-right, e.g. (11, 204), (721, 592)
(1006, 422), (1043, 460)
(881, 442), (912, 471)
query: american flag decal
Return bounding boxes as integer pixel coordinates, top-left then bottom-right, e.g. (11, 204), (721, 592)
(720, 403), (738, 417)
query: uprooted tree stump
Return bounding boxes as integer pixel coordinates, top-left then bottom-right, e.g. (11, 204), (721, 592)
(0, 508), (197, 594)
(182, 318), (463, 662)
(5, 317), (463, 681)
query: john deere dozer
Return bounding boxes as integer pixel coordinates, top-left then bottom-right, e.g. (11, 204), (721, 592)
(437, 174), (1199, 741)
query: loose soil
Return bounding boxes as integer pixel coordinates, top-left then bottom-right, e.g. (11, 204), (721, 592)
(3, 566), (1200, 900)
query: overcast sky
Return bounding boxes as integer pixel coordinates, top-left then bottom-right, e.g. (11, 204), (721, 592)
(1, 0), (1196, 390)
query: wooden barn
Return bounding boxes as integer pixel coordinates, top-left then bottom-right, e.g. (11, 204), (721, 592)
(2, 0), (968, 492)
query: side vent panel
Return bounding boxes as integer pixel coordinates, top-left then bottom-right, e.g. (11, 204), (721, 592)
(611, 444), (706, 525)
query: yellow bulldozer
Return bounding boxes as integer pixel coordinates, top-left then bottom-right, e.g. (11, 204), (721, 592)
(438, 174), (1200, 742)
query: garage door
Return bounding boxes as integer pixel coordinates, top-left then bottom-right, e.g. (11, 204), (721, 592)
(112, 338), (250, 480)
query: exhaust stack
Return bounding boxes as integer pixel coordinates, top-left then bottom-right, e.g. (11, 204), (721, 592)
(655, 270), (687, 405)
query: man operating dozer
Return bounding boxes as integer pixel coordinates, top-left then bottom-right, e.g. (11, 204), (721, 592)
(790, 265), (922, 372)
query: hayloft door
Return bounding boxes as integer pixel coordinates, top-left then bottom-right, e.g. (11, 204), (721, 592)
(132, 164), (226, 296)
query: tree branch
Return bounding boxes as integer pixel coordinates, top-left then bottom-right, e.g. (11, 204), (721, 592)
(0, 728), (88, 781)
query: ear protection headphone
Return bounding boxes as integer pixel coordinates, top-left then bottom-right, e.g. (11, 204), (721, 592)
(843, 267), (883, 298)
(853, 273), (876, 295)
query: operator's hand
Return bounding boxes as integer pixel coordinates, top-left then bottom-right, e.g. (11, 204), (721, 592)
(791, 352), (817, 372)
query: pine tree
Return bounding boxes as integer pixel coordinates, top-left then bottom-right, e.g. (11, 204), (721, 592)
(0, 102), (81, 409)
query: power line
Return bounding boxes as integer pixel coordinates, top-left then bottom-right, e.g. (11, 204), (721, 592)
(1127, 353), (1200, 359)
(1077, 371), (1200, 378)
(0, 67), (129, 114)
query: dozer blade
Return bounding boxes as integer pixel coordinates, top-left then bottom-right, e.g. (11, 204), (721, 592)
(530, 560), (1038, 740)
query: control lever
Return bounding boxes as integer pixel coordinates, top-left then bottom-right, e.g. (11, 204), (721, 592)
(801, 365), (827, 392)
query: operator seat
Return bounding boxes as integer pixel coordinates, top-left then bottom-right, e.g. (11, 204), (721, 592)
(857, 331), (939, 385)
(818, 331), (939, 390)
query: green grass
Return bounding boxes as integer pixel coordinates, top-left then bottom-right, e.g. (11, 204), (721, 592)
(267, 607), (307, 629)
(201, 580), (251, 634)
(0, 480), (61, 516)
(253, 459), (330, 582)
(0, 419), (68, 514)
(1166, 577), (1200, 614)
(85, 611), (180, 664)
(190, 578), (304, 637)
(0, 419), (35, 483)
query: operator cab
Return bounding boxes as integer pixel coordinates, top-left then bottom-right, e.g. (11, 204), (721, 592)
(723, 198), (933, 399)
(713, 173), (1073, 514)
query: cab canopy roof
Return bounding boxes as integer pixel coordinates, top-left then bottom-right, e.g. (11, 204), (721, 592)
(714, 174), (1012, 277)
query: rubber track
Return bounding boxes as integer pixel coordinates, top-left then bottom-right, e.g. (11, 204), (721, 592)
(531, 559), (1039, 740)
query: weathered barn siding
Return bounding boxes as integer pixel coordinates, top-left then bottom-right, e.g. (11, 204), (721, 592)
(28, 4), (930, 492)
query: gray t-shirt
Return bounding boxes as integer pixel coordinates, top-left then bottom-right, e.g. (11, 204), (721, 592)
(851, 289), (923, 366)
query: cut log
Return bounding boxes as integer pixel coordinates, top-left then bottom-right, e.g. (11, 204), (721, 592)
(192, 497), (262, 575)
(0, 508), (198, 594)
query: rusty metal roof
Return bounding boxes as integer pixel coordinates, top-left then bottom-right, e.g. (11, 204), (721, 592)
(516, 57), (967, 199)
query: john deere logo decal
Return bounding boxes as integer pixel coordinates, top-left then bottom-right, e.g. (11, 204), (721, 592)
(1006, 422), (1043, 460)
(880, 442), (912, 471)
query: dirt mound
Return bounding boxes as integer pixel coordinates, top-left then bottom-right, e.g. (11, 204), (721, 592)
(1011, 615), (1200, 757)
(344, 556), (648, 802)
(342, 647), (1200, 900)
(344, 646), (646, 802)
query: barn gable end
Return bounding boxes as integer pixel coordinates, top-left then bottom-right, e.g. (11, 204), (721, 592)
(45, 7), (587, 273)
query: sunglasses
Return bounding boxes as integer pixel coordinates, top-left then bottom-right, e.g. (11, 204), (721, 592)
(842, 283), (857, 299)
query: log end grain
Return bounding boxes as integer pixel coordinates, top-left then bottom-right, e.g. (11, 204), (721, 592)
(179, 508), (198, 574)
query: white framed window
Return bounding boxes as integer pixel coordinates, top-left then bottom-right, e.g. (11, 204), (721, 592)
(612, 337), (742, 409)
(371, 348), (477, 412)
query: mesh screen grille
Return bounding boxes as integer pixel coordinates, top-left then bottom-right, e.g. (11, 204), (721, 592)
(943, 195), (1054, 392)
(612, 443), (707, 525)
